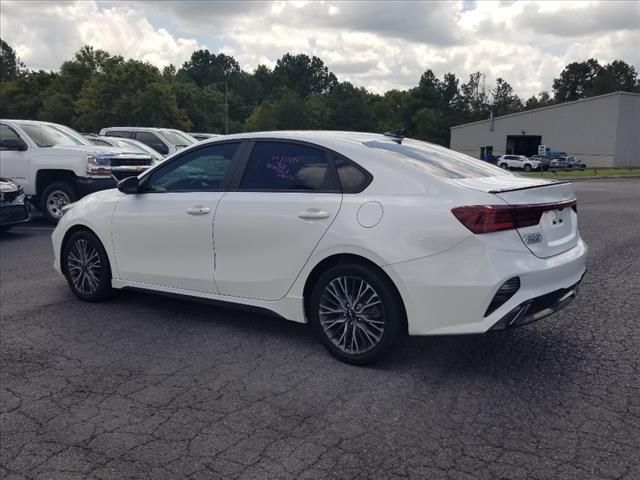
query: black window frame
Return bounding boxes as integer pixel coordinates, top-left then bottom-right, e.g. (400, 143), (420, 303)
(228, 139), (372, 194)
(138, 140), (248, 194)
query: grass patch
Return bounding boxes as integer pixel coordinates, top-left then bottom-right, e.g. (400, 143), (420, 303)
(522, 168), (640, 178)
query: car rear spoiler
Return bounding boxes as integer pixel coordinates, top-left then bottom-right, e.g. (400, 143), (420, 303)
(488, 180), (572, 194)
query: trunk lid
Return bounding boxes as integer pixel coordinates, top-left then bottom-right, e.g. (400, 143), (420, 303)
(449, 176), (579, 258)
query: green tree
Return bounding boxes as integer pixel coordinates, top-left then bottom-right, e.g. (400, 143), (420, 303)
(178, 50), (241, 87)
(0, 38), (25, 82)
(74, 60), (187, 131)
(591, 60), (638, 96)
(272, 53), (337, 97)
(524, 91), (554, 110)
(245, 89), (310, 131)
(552, 59), (601, 101)
(460, 72), (489, 119)
(491, 77), (522, 115)
(323, 82), (374, 131)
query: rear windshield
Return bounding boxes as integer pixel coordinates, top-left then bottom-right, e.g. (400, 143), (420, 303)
(363, 138), (510, 179)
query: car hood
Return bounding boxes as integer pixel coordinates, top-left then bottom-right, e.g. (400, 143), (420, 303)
(0, 177), (20, 193)
(49, 144), (146, 157)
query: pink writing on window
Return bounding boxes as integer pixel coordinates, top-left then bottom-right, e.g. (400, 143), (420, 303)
(267, 154), (300, 179)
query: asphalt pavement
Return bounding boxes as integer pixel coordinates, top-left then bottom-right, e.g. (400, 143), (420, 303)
(1, 179), (639, 480)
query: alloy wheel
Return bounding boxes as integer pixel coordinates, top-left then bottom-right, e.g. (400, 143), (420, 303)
(67, 238), (102, 295)
(319, 276), (385, 355)
(47, 190), (71, 219)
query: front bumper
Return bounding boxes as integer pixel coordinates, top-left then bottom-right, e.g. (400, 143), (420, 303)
(0, 203), (31, 226)
(74, 176), (118, 197)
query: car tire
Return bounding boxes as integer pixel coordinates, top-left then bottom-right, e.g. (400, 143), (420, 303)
(62, 230), (113, 302)
(500, 163), (508, 169)
(41, 182), (76, 224)
(524, 164), (532, 172)
(308, 263), (403, 365)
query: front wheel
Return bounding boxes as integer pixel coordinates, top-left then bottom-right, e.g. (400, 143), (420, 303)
(309, 263), (403, 365)
(524, 164), (532, 172)
(500, 163), (509, 169)
(63, 230), (112, 301)
(41, 182), (76, 224)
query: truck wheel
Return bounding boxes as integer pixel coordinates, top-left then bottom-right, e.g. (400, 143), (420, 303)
(41, 182), (76, 224)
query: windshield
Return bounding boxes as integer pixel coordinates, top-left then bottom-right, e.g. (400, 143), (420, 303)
(364, 138), (511, 179)
(20, 123), (88, 148)
(159, 129), (196, 147)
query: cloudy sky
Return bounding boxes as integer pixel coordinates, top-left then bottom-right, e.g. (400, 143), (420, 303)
(1, 0), (639, 98)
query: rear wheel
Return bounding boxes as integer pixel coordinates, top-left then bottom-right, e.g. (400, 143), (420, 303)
(309, 263), (403, 365)
(63, 230), (112, 301)
(500, 163), (509, 169)
(41, 182), (76, 224)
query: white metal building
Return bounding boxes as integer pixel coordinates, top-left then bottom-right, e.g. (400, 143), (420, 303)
(450, 91), (640, 167)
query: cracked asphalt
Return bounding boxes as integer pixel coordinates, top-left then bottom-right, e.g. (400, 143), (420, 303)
(1, 178), (639, 480)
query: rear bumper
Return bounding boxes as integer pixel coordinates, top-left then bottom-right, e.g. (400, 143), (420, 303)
(383, 232), (588, 336)
(488, 274), (584, 330)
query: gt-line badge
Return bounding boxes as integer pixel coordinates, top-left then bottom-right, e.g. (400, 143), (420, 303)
(524, 232), (543, 245)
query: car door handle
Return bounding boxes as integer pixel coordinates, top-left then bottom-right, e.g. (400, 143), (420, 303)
(297, 209), (331, 220)
(186, 206), (211, 216)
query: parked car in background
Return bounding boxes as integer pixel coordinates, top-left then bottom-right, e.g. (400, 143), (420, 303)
(550, 156), (586, 170)
(100, 127), (197, 157)
(191, 133), (222, 141)
(0, 120), (155, 223)
(529, 155), (554, 171)
(52, 131), (587, 365)
(0, 177), (30, 232)
(83, 134), (164, 163)
(566, 156), (587, 170)
(497, 155), (541, 172)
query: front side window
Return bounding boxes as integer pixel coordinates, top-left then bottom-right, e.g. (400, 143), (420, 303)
(240, 142), (335, 191)
(145, 142), (240, 192)
(135, 131), (163, 147)
(0, 124), (21, 142)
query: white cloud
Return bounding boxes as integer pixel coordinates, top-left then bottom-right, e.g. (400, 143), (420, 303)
(0, 1), (201, 70)
(1, 0), (638, 99)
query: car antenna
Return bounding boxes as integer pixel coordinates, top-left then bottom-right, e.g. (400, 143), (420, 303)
(383, 127), (407, 144)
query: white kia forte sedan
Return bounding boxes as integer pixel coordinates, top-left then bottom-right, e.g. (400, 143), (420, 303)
(52, 131), (587, 364)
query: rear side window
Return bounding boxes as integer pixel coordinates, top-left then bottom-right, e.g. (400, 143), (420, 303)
(135, 131), (162, 147)
(335, 155), (371, 193)
(104, 130), (131, 138)
(240, 142), (336, 191)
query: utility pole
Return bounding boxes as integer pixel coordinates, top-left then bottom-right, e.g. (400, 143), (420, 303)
(224, 81), (229, 135)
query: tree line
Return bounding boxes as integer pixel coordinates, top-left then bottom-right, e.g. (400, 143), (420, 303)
(1, 39), (638, 147)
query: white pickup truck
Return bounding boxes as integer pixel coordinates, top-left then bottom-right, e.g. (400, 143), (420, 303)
(0, 120), (154, 223)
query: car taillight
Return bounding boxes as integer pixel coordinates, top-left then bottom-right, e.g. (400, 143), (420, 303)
(451, 199), (577, 234)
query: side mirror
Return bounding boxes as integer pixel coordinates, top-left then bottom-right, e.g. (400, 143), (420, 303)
(117, 176), (140, 194)
(152, 143), (170, 155)
(0, 138), (28, 151)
